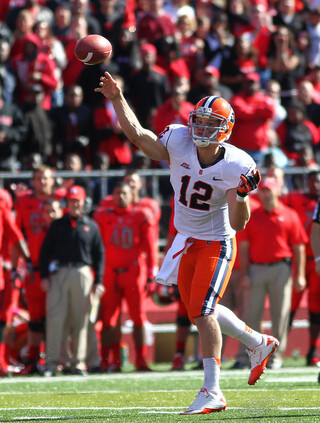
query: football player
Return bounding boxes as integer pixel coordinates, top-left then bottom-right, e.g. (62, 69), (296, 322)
(95, 75), (279, 415)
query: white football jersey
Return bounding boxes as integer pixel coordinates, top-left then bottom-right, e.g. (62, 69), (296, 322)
(159, 124), (256, 241)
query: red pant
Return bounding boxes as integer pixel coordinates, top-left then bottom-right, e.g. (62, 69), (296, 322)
(0, 271), (19, 322)
(100, 262), (146, 327)
(291, 260), (320, 314)
(24, 271), (46, 320)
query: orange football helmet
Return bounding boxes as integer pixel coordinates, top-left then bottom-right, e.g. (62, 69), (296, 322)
(188, 96), (235, 147)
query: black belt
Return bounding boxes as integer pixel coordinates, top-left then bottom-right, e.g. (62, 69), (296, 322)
(60, 262), (86, 268)
(251, 258), (291, 266)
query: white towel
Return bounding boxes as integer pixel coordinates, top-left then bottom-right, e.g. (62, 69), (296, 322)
(155, 233), (190, 286)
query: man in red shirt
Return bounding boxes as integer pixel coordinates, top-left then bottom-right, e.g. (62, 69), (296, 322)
(283, 170), (320, 365)
(0, 190), (30, 376)
(14, 165), (64, 374)
(236, 177), (308, 369)
(230, 72), (275, 165)
(94, 181), (157, 372)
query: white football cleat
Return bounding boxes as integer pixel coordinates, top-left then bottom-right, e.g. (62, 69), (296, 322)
(180, 388), (227, 415)
(247, 334), (279, 385)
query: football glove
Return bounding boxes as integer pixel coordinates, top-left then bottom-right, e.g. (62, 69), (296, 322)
(237, 169), (261, 197)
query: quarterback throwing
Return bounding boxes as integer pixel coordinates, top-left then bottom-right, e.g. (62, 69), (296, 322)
(95, 73), (279, 415)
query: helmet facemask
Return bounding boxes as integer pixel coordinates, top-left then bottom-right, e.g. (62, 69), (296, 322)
(188, 98), (235, 147)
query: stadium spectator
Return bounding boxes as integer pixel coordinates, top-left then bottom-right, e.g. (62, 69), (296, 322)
(93, 0), (125, 50)
(69, 0), (101, 35)
(94, 75), (133, 169)
(272, 0), (306, 40)
(236, 177), (308, 369)
(128, 43), (169, 129)
(264, 79), (287, 129)
(5, 0), (54, 33)
(62, 153), (94, 204)
(61, 16), (88, 88)
(219, 33), (258, 94)
(230, 72), (275, 164)
(40, 185), (104, 376)
(153, 78), (194, 135)
(0, 85), (27, 171)
(175, 12), (204, 76)
(110, 27), (141, 82)
(49, 85), (94, 165)
(136, 0), (177, 46)
(90, 152), (111, 207)
(51, 2), (72, 45)
(19, 84), (53, 165)
(226, 0), (252, 38)
(203, 11), (234, 71)
(276, 99), (320, 164)
(187, 65), (233, 104)
(266, 26), (302, 107)
(33, 19), (67, 107)
(94, 182), (157, 372)
(0, 38), (16, 104)
(154, 35), (191, 88)
(9, 9), (35, 59)
(306, 8), (320, 69)
(296, 79), (320, 127)
(11, 33), (59, 110)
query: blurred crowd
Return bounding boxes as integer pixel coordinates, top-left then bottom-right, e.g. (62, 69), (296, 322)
(1, 0), (320, 375)
(0, 0), (320, 176)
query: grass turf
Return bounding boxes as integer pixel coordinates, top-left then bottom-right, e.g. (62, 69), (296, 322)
(0, 359), (319, 422)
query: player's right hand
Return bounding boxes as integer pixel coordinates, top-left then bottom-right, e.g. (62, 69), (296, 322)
(94, 71), (121, 101)
(237, 169), (261, 197)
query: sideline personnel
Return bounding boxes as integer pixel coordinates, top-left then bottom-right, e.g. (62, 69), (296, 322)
(40, 185), (104, 376)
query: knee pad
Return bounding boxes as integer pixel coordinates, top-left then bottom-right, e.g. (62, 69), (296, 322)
(29, 319), (45, 333)
(176, 315), (191, 327)
(309, 311), (320, 325)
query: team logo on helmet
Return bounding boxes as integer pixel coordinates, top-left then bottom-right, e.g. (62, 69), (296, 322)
(188, 96), (235, 147)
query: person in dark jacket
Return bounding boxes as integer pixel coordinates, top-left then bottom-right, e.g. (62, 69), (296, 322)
(40, 185), (105, 376)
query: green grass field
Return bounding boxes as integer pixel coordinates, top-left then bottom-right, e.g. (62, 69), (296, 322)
(0, 360), (319, 423)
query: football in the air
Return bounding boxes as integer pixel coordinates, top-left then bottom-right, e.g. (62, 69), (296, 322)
(74, 34), (112, 65)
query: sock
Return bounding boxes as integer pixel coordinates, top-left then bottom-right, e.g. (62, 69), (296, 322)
(135, 344), (147, 366)
(28, 346), (40, 361)
(111, 342), (120, 366)
(308, 338), (320, 356)
(215, 304), (263, 350)
(176, 341), (186, 355)
(100, 346), (110, 368)
(202, 357), (221, 393)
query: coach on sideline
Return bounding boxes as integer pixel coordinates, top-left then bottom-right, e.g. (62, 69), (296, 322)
(39, 185), (105, 376)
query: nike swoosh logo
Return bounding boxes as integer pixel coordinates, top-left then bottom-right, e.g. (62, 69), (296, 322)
(212, 177), (223, 181)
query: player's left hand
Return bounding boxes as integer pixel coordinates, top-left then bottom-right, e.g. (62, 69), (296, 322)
(237, 169), (261, 197)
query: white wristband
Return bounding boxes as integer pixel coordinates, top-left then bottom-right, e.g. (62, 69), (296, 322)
(236, 194), (249, 202)
(315, 256), (320, 262)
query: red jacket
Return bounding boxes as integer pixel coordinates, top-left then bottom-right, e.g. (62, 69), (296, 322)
(230, 91), (275, 151)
